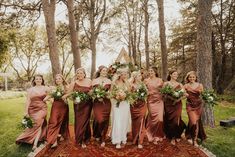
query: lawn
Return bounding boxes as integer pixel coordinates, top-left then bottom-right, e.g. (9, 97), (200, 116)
(0, 97), (234, 157)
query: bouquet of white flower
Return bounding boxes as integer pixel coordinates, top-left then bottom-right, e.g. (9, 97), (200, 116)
(72, 91), (91, 104)
(160, 84), (185, 105)
(50, 86), (64, 100)
(201, 90), (218, 107)
(91, 85), (108, 102)
(21, 116), (34, 129)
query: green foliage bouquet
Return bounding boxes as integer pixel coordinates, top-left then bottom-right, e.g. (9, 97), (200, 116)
(21, 116), (34, 129)
(160, 84), (185, 104)
(72, 91), (91, 104)
(91, 85), (108, 102)
(128, 83), (148, 106)
(201, 90), (218, 107)
(50, 86), (64, 100)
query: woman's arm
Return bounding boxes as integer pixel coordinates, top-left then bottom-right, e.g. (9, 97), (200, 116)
(62, 82), (75, 100)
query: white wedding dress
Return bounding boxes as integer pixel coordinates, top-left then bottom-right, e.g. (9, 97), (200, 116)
(111, 99), (131, 145)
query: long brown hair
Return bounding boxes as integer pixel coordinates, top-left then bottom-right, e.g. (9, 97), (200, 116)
(95, 65), (107, 78)
(32, 74), (45, 86)
(150, 66), (159, 77)
(167, 69), (177, 81)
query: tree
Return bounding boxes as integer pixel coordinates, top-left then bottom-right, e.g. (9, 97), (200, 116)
(196, 0), (215, 127)
(9, 27), (46, 82)
(143, 0), (150, 69)
(42, 0), (61, 78)
(156, 0), (168, 80)
(82, 0), (107, 78)
(66, 0), (82, 71)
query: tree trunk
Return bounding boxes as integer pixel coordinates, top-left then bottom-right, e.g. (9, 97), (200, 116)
(67, 0), (81, 71)
(42, 0), (61, 78)
(144, 0), (150, 69)
(211, 31), (218, 89)
(196, 0), (215, 127)
(232, 33), (235, 77)
(156, 0), (168, 80)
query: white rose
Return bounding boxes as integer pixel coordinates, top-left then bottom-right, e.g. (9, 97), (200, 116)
(173, 92), (179, 98)
(22, 119), (27, 124)
(141, 93), (144, 96)
(208, 96), (214, 102)
(75, 96), (81, 104)
(57, 92), (61, 97)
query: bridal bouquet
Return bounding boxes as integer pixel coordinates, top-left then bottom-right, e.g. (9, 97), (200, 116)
(91, 85), (108, 102)
(160, 84), (185, 104)
(110, 86), (127, 107)
(21, 116), (34, 129)
(50, 86), (64, 100)
(201, 90), (218, 107)
(72, 91), (91, 104)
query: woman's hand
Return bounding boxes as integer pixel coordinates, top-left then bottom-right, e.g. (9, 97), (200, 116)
(24, 112), (29, 117)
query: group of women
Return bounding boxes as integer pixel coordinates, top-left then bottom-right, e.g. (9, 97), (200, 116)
(15, 66), (206, 151)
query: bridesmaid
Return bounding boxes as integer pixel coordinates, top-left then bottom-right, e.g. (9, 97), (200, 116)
(129, 71), (147, 149)
(46, 74), (70, 148)
(163, 70), (186, 145)
(184, 71), (206, 146)
(16, 74), (49, 151)
(92, 66), (112, 147)
(145, 67), (165, 145)
(63, 68), (92, 148)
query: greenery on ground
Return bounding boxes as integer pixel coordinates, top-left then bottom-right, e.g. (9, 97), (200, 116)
(0, 95), (234, 157)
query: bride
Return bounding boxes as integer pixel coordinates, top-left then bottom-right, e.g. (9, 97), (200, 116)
(110, 68), (131, 149)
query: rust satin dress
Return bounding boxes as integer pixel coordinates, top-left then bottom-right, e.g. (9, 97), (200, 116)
(185, 85), (206, 141)
(16, 94), (47, 144)
(164, 85), (186, 139)
(47, 98), (70, 145)
(73, 83), (92, 145)
(145, 80), (165, 141)
(92, 84), (111, 143)
(130, 95), (147, 145)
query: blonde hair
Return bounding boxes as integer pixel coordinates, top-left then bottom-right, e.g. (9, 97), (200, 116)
(55, 74), (67, 85)
(130, 71), (141, 84)
(185, 71), (197, 83)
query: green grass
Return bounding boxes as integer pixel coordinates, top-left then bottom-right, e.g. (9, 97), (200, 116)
(0, 97), (234, 157)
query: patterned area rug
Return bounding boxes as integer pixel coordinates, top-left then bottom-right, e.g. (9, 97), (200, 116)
(36, 126), (208, 157)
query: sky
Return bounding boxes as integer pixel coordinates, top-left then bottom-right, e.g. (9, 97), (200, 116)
(37, 0), (181, 74)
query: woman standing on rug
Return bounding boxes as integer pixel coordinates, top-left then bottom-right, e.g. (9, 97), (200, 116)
(129, 71), (147, 149)
(63, 68), (92, 148)
(92, 66), (112, 147)
(163, 70), (186, 145)
(111, 68), (131, 149)
(16, 74), (49, 151)
(145, 67), (165, 145)
(184, 71), (207, 146)
(46, 74), (70, 148)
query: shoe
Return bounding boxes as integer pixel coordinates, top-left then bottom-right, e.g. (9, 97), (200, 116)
(51, 141), (58, 148)
(122, 141), (127, 145)
(176, 138), (181, 142)
(187, 139), (193, 144)
(116, 144), (121, 149)
(101, 142), (105, 147)
(59, 136), (65, 142)
(32, 145), (37, 152)
(153, 141), (158, 145)
(170, 139), (176, 145)
(137, 144), (143, 149)
(82, 143), (86, 148)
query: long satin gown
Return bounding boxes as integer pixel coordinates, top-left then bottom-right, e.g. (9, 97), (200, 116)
(185, 85), (206, 141)
(73, 83), (92, 145)
(47, 98), (70, 145)
(92, 84), (111, 143)
(145, 79), (165, 142)
(164, 84), (186, 139)
(16, 94), (47, 144)
(130, 97), (146, 145)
